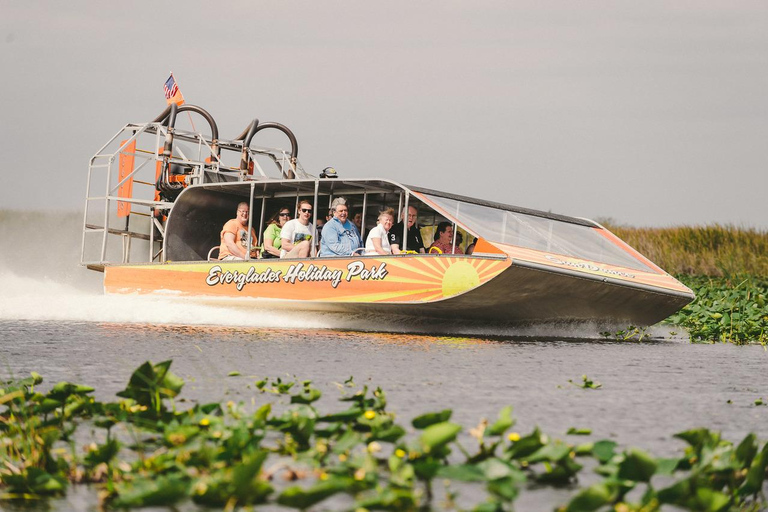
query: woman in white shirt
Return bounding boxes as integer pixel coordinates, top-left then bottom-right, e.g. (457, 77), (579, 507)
(365, 208), (395, 255)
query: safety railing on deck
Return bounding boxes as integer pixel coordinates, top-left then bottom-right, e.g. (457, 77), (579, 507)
(81, 119), (311, 270)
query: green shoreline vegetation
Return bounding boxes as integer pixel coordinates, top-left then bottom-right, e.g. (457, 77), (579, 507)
(1, 361), (767, 511)
(603, 224), (768, 344)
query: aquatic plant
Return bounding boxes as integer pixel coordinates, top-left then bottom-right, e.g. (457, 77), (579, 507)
(1, 361), (767, 510)
(668, 275), (768, 344)
(600, 325), (649, 342)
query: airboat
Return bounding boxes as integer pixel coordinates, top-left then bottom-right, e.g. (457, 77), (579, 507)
(81, 103), (694, 326)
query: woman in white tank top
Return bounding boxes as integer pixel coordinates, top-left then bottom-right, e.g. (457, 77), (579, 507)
(365, 208), (395, 255)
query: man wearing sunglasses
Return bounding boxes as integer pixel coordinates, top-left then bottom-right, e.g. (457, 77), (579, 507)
(319, 197), (363, 257)
(280, 200), (314, 258)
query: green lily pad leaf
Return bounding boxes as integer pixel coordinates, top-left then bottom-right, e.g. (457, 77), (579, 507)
(34, 397), (63, 414)
(477, 458), (526, 482)
(506, 427), (548, 459)
(355, 488), (416, 510)
(413, 460), (442, 479)
(566, 427), (592, 435)
(113, 474), (191, 508)
(592, 440), (618, 463)
(655, 457), (680, 476)
(734, 433), (757, 466)
(738, 442), (768, 497)
(84, 438), (120, 467)
(253, 403), (271, 423)
(116, 360), (184, 411)
(370, 424), (406, 443)
(291, 386), (322, 404)
(525, 441), (571, 463)
(2, 468), (67, 497)
(617, 448), (657, 482)
(333, 429), (363, 455)
(277, 477), (350, 509)
(486, 406), (515, 436)
(412, 409), (452, 429)
(420, 421), (461, 452)
(437, 464), (487, 482)
(695, 487), (730, 512)
(657, 477), (693, 505)
(228, 371), (241, 377)
(565, 482), (616, 512)
(47, 381), (94, 400)
(318, 406), (363, 423)
(674, 427), (717, 449)
(193, 451), (272, 506)
(487, 475), (521, 501)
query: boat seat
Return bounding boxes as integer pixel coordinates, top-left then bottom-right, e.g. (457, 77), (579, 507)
(207, 246), (220, 261)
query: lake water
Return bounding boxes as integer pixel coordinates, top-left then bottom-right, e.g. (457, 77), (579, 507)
(1, 211), (766, 510)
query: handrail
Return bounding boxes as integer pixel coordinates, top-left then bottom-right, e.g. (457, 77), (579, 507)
(153, 104), (220, 198)
(235, 119), (299, 179)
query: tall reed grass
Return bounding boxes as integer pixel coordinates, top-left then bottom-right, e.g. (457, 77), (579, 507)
(603, 223), (768, 277)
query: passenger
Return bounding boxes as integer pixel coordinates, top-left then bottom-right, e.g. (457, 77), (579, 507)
(466, 237), (478, 255)
(364, 208), (395, 255)
(219, 202), (259, 260)
(280, 200), (314, 258)
(352, 210), (363, 232)
(319, 197), (363, 257)
(315, 217), (325, 251)
(389, 205), (425, 254)
(429, 222), (464, 254)
(261, 207), (291, 259)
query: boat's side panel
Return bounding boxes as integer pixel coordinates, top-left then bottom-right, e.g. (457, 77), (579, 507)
(490, 242), (692, 295)
(104, 255), (511, 303)
(321, 263), (693, 326)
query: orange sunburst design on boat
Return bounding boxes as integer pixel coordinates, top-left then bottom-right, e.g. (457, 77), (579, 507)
(104, 255), (511, 304)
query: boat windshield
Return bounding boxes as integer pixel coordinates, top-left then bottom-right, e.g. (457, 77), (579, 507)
(419, 193), (656, 273)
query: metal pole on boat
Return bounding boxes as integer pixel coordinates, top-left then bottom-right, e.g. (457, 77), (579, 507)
(402, 193), (410, 253)
(312, 180), (319, 257)
(258, 184), (266, 256)
(361, 191), (368, 240)
(452, 202), (459, 254)
(100, 156), (113, 263)
(247, 182), (255, 261)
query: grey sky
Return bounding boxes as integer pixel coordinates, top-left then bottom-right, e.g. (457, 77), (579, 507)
(1, 1), (766, 228)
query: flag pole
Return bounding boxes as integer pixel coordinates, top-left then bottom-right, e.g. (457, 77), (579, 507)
(168, 71), (197, 132)
(170, 72), (198, 132)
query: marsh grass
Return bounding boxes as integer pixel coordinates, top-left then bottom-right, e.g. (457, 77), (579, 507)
(603, 223), (768, 277)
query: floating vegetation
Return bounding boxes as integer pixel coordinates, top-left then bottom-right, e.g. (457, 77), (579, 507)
(600, 325), (649, 342)
(568, 375), (602, 390)
(1, 361), (767, 510)
(667, 275), (768, 344)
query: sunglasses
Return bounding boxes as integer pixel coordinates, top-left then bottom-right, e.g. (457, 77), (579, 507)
(300, 208), (312, 213)
(279, 213), (291, 217)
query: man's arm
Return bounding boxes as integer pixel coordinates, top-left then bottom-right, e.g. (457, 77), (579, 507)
(223, 232), (245, 258)
(321, 221), (350, 256)
(280, 224), (295, 252)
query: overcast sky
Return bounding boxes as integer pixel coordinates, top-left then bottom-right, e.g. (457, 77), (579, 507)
(1, 1), (766, 228)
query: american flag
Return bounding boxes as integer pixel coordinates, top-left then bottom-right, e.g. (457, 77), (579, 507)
(163, 74), (178, 100)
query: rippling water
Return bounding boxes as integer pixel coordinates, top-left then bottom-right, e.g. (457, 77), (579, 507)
(1, 211), (766, 510)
